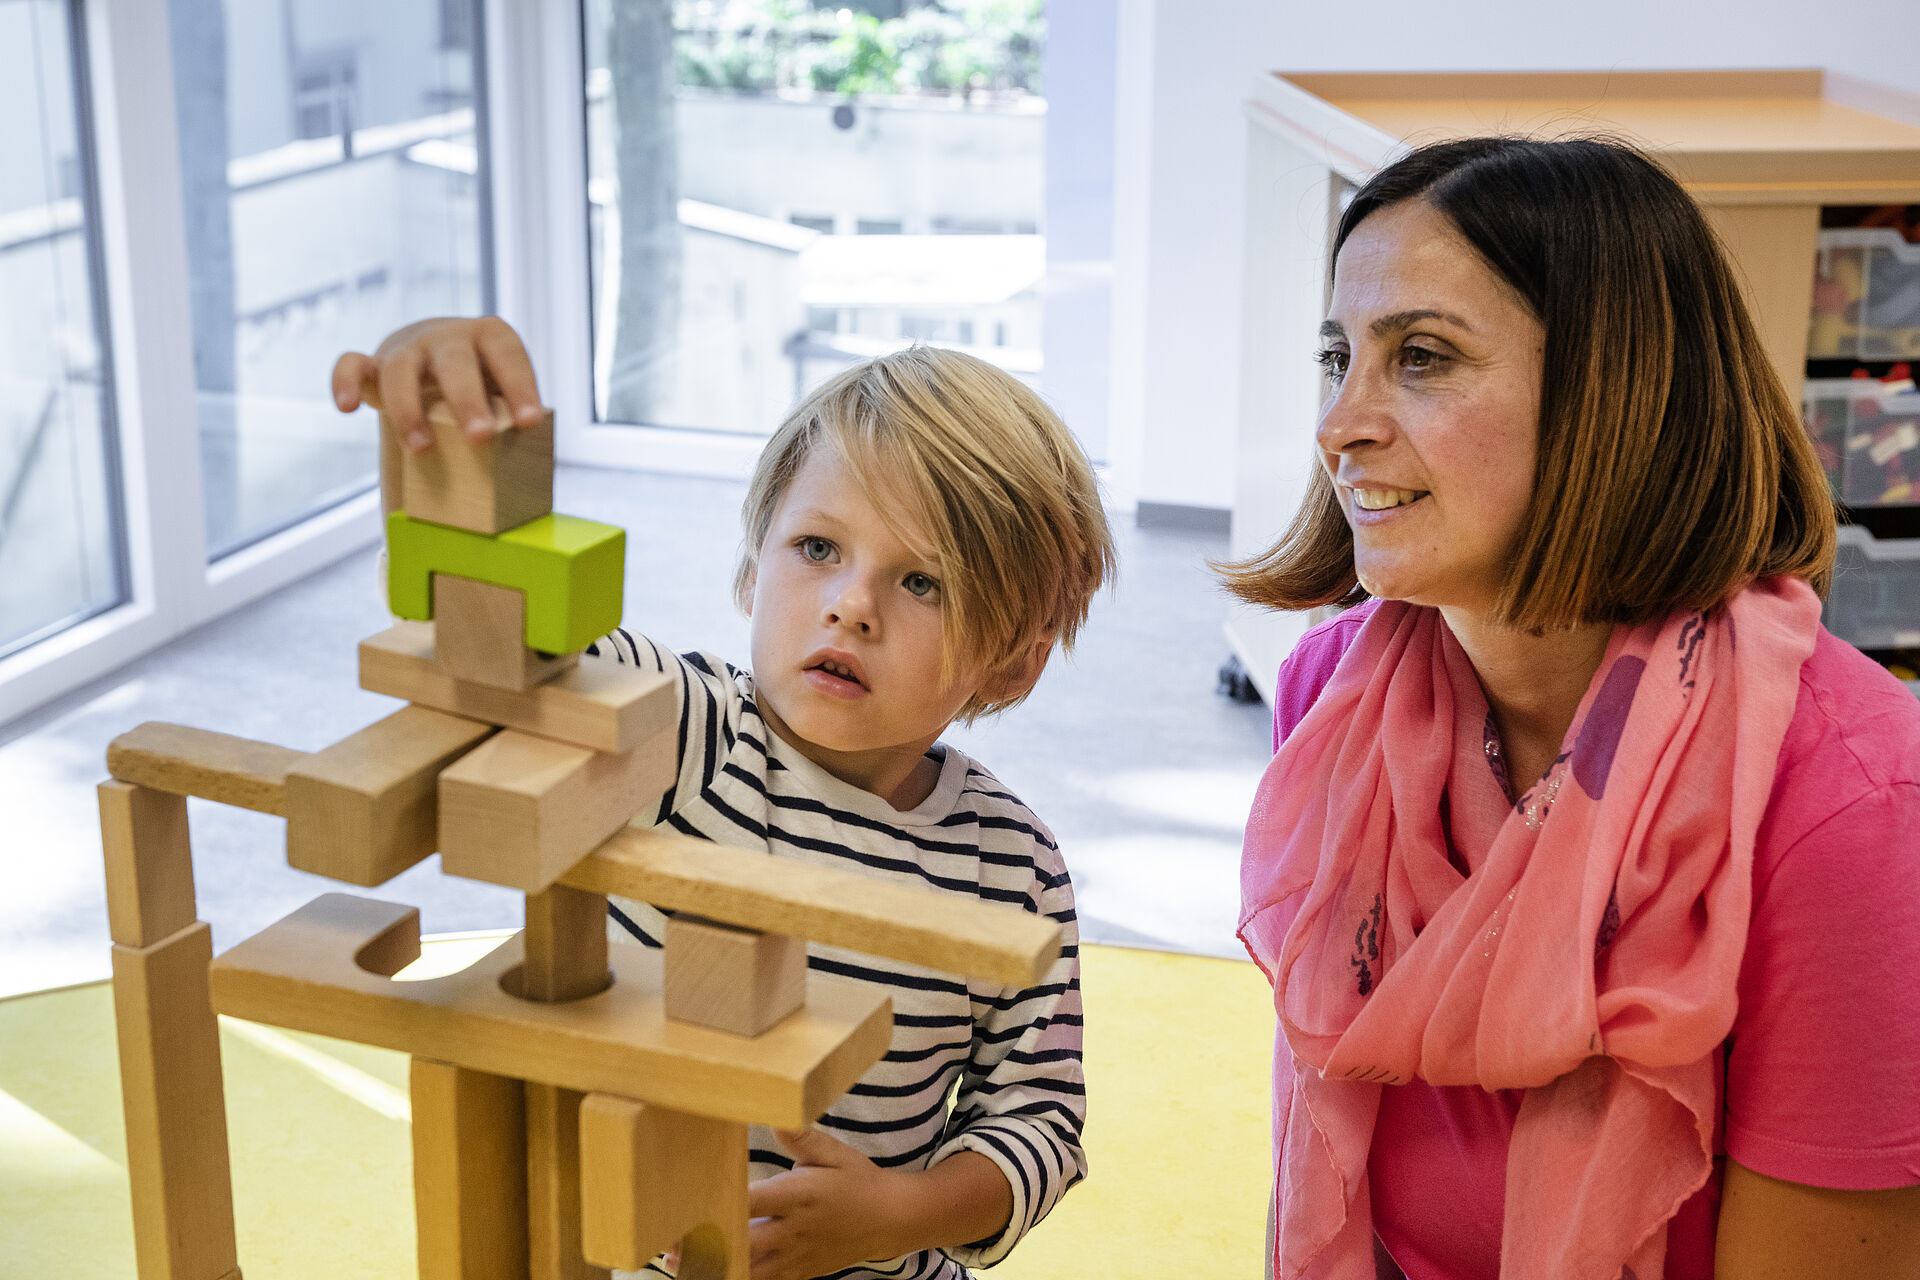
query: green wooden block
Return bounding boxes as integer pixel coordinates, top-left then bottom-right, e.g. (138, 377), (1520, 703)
(387, 511), (625, 655)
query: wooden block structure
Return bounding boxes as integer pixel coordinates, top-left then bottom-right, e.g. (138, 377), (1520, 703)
(96, 393), (1064, 1280)
(395, 395), (555, 535)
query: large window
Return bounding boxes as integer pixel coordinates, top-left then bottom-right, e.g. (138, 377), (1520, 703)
(0, 0), (124, 659)
(582, 0), (1045, 436)
(169, 0), (492, 558)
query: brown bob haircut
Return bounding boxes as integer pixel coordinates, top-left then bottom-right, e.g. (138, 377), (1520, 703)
(1219, 135), (1836, 629)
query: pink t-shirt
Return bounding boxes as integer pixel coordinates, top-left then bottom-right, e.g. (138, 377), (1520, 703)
(1267, 602), (1920, 1279)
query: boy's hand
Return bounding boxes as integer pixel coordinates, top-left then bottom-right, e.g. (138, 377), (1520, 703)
(330, 315), (545, 452)
(743, 1127), (914, 1280)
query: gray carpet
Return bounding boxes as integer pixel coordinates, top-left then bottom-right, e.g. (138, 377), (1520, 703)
(0, 466), (1273, 998)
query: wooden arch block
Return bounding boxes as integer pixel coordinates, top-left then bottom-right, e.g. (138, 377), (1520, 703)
(387, 511), (625, 656)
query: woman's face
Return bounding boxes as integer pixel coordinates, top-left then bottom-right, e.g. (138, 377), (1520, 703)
(1315, 198), (1546, 617)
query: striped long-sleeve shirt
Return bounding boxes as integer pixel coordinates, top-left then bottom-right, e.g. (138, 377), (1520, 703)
(588, 629), (1087, 1280)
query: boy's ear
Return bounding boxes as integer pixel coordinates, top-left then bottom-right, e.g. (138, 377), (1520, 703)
(981, 635), (1054, 704)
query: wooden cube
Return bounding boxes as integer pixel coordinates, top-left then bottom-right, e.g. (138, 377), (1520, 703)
(663, 915), (807, 1038)
(431, 574), (579, 692)
(396, 395), (554, 535)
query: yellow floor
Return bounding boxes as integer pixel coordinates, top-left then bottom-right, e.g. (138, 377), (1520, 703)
(0, 940), (1273, 1279)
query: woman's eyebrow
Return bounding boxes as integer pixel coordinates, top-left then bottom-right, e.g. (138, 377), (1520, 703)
(1369, 308), (1473, 338)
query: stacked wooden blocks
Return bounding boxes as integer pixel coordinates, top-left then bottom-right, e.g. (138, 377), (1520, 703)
(97, 390), (1065, 1280)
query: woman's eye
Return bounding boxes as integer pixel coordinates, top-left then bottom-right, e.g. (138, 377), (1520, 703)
(1313, 347), (1350, 380)
(1401, 345), (1448, 371)
(903, 572), (939, 599)
(800, 536), (834, 562)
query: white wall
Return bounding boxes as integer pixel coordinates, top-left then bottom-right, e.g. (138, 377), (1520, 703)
(1108, 0), (1920, 513)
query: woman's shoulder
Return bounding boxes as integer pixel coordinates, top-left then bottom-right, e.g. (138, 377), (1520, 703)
(1764, 627), (1920, 852)
(1272, 601), (1378, 750)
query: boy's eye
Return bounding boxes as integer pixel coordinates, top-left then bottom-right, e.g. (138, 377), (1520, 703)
(902, 572), (939, 599)
(800, 536), (834, 562)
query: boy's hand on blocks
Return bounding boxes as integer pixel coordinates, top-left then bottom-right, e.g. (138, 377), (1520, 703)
(723, 1126), (1012, 1279)
(331, 315), (546, 452)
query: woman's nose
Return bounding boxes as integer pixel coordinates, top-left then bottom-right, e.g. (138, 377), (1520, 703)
(1314, 370), (1390, 457)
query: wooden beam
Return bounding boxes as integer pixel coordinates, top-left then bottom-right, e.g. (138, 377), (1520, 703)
(284, 705), (495, 887)
(410, 1058), (530, 1280)
(360, 622), (675, 755)
(439, 731), (673, 894)
(107, 721), (305, 816)
(563, 828), (1062, 988)
(99, 782), (197, 949)
(208, 893), (892, 1130)
(111, 922), (239, 1280)
(579, 1095), (747, 1276)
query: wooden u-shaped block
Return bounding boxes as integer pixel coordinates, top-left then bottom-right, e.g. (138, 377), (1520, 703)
(579, 1094), (747, 1278)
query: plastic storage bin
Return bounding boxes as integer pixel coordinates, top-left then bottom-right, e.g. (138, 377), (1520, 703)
(1807, 228), (1920, 361)
(1803, 374), (1920, 507)
(1826, 529), (1920, 652)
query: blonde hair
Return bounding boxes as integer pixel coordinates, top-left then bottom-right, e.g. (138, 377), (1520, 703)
(737, 346), (1114, 720)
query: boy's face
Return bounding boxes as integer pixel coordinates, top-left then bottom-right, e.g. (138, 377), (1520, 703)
(747, 447), (993, 797)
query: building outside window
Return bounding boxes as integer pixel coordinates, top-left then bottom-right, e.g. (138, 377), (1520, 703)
(583, 0), (1044, 436)
(0, 0), (125, 660)
(170, 0), (492, 559)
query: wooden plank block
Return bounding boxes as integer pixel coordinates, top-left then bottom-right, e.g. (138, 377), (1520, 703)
(110, 921), (240, 1280)
(520, 885), (612, 1003)
(285, 705), (495, 887)
(663, 916), (806, 1038)
(107, 721), (306, 816)
(99, 782), (197, 949)
(360, 622), (676, 754)
(432, 574), (579, 692)
(208, 894), (891, 1129)
(580, 1096), (747, 1276)
(525, 1084), (604, 1280)
(387, 512), (625, 656)
(395, 396), (554, 535)
(438, 731), (673, 894)
(564, 828), (1062, 988)
(410, 1059), (530, 1280)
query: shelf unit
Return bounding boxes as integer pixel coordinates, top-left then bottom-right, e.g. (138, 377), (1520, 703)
(1229, 69), (1920, 703)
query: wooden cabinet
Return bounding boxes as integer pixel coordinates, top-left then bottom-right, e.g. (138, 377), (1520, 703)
(1228, 70), (1920, 700)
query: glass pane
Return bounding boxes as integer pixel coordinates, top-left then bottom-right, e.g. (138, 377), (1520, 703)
(583, 0), (1045, 435)
(171, 0), (491, 559)
(0, 0), (125, 658)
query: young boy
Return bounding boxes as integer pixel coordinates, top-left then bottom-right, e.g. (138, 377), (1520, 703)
(333, 321), (1112, 1280)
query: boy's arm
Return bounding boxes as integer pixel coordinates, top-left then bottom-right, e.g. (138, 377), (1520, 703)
(930, 852), (1088, 1269)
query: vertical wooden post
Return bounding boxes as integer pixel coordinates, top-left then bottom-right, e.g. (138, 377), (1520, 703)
(519, 884), (611, 1280)
(411, 1059), (530, 1280)
(99, 780), (242, 1280)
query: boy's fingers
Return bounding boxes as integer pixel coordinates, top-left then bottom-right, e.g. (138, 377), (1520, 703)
(331, 352), (377, 412)
(424, 337), (497, 441)
(378, 348), (432, 450)
(745, 1171), (804, 1219)
(475, 316), (544, 424)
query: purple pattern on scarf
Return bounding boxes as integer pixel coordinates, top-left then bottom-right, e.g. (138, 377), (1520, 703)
(1573, 656), (1645, 801)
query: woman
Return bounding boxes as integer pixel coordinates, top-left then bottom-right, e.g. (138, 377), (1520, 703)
(1225, 136), (1920, 1280)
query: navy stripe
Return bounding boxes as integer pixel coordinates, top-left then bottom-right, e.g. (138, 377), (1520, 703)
(809, 955), (969, 996)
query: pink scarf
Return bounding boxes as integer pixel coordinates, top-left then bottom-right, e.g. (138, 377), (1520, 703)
(1238, 578), (1822, 1280)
